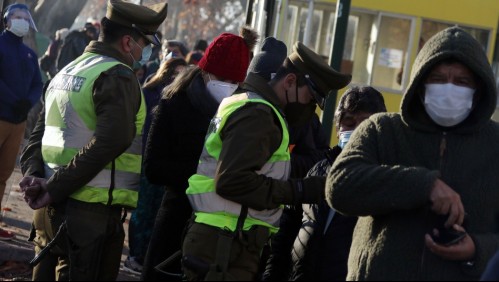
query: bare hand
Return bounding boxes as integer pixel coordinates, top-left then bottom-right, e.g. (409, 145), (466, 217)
(27, 189), (53, 210)
(430, 179), (465, 227)
(19, 176), (37, 191)
(425, 224), (475, 261)
(19, 178), (51, 210)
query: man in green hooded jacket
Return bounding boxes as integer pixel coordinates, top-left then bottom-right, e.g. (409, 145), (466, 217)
(327, 27), (499, 280)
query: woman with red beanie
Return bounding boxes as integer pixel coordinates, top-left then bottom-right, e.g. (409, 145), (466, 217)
(141, 26), (258, 281)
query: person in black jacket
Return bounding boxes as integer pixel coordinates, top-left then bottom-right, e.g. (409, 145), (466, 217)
(263, 86), (387, 281)
(141, 27), (258, 281)
(123, 57), (187, 275)
(56, 23), (97, 72)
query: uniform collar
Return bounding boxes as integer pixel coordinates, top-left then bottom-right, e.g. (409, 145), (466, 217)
(242, 72), (283, 110)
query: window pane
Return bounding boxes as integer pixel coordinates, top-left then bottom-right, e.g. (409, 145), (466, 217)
(297, 8), (324, 52)
(371, 16), (411, 90)
(420, 20), (490, 53)
(323, 13), (359, 61)
(282, 5), (299, 49)
(350, 12), (376, 85)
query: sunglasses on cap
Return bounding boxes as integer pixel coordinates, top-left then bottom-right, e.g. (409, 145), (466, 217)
(132, 24), (161, 46)
(304, 74), (326, 110)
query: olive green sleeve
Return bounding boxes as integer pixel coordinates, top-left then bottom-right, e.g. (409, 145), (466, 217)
(215, 103), (297, 210)
(47, 65), (141, 203)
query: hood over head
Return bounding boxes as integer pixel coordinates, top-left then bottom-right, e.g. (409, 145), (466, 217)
(401, 26), (496, 133)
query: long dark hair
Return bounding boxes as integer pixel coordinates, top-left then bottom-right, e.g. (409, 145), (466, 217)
(143, 58), (187, 90)
(162, 65), (201, 100)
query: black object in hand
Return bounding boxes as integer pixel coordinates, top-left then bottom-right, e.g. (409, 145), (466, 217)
(431, 227), (466, 246)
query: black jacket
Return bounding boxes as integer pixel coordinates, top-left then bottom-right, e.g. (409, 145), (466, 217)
(263, 146), (357, 281)
(56, 30), (92, 72)
(288, 114), (329, 178)
(144, 70), (219, 192)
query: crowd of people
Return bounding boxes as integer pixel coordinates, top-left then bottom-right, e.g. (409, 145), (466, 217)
(0, 0), (498, 281)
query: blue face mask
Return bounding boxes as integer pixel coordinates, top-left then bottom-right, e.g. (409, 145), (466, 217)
(338, 130), (354, 149)
(129, 38), (152, 69)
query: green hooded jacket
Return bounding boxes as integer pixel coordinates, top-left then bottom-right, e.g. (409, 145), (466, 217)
(326, 27), (499, 280)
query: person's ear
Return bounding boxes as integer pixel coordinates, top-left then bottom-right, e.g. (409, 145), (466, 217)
(122, 36), (133, 53)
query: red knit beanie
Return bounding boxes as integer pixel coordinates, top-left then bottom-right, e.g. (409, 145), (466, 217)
(198, 32), (254, 82)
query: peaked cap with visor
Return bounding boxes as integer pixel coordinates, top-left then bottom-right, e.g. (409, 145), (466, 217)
(288, 42), (352, 109)
(106, 0), (168, 46)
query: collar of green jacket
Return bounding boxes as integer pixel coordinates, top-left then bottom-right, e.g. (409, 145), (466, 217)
(400, 26), (497, 134)
(243, 72), (284, 110)
(84, 41), (131, 67)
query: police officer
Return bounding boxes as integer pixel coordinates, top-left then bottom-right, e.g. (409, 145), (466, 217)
(19, 0), (168, 280)
(181, 42), (351, 281)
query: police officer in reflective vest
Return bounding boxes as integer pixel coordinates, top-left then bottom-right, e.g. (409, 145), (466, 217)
(19, 0), (168, 280)
(181, 42), (352, 281)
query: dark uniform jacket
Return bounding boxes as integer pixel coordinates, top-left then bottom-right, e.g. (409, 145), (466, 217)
(215, 73), (324, 212)
(327, 27), (499, 280)
(21, 41), (142, 204)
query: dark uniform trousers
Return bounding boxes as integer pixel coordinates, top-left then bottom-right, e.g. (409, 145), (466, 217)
(31, 199), (125, 281)
(31, 206), (68, 281)
(182, 222), (269, 281)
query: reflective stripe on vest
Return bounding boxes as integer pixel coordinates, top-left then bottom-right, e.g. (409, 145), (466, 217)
(42, 52), (146, 208)
(186, 92), (290, 233)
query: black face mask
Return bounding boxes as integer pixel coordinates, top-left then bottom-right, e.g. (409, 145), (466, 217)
(284, 85), (317, 127)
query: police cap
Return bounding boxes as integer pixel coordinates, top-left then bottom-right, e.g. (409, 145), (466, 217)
(288, 42), (352, 109)
(106, 0), (168, 46)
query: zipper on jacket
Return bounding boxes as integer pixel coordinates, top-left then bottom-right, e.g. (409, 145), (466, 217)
(420, 131), (448, 279)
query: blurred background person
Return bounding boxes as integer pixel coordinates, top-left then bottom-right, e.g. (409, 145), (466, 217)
(164, 39), (189, 59)
(56, 22), (97, 72)
(39, 27), (69, 79)
(192, 39), (208, 55)
(143, 31), (163, 79)
(134, 64), (148, 86)
(0, 3), (42, 241)
(185, 51), (203, 66)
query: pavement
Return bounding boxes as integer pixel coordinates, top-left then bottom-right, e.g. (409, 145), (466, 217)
(0, 167), (141, 281)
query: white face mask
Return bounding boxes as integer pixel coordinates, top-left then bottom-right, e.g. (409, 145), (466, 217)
(206, 75), (238, 103)
(424, 83), (475, 127)
(9, 19), (29, 37)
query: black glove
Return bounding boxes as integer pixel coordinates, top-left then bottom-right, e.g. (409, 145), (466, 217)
(292, 177), (325, 205)
(325, 146), (342, 164)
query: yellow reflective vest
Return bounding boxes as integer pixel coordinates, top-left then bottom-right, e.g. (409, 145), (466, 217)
(42, 52), (145, 208)
(186, 92), (291, 233)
